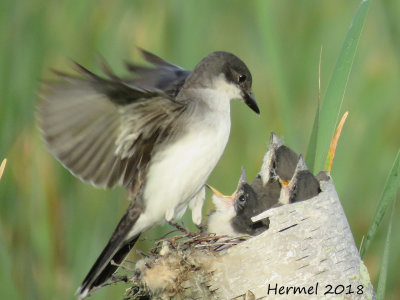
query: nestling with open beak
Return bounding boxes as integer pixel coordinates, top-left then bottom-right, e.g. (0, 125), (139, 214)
(252, 132), (320, 206)
(278, 154), (321, 204)
(206, 168), (269, 236)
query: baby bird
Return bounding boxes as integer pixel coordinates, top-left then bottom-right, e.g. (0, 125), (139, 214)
(207, 168), (269, 236)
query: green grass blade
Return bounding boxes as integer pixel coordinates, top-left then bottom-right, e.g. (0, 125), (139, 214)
(305, 47), (322, 173)
(305, 104), (319, 173)
(360, 150), (400, 258)
(0, 227), (19, 299)
(376, 203), (395, 300)
(313, 0), (371, 172)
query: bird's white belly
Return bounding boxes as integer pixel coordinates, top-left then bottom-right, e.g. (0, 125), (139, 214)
(139, 118), (231, 229)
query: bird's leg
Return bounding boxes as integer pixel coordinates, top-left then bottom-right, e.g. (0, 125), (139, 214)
(168, 220), (190, 234)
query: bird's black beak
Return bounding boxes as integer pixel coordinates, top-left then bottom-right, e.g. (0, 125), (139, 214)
(243, 91), (260, 115)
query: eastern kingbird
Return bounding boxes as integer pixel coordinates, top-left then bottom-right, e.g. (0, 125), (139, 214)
(207, 168), (269, 236)
(39, 48), (259, 298)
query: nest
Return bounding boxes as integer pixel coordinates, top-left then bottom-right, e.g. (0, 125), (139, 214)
(116, 231), (248, 300)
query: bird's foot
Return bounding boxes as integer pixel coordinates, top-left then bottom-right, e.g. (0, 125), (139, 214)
(195, 223), (206, 233)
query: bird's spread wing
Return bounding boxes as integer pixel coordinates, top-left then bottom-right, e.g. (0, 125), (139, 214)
(39, 61), (188, 192)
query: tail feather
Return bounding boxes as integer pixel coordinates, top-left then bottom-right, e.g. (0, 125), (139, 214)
(77, 234), (140, 299)
(91, 236), (139, 288)
(76, 197), (144, 299)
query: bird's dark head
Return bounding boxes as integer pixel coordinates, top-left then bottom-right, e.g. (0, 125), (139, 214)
(208, 167), (259, 216)
(191, 51), (259, 114)
(232, 167), (259, 215)
(231, 167), (269, 235)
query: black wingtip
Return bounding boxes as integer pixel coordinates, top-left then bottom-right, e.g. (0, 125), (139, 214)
(97, 55), (118, 80)
(71, 61), (99, 79)
(136, 46), (179, 68)
(125, 60), (153, 73)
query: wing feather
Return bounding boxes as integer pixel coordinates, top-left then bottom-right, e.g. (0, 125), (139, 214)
(125, 48), (190, 98)
(39, 65), (187, 192)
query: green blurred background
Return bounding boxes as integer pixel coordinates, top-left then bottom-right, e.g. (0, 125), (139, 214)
(1, 0), (399, 299)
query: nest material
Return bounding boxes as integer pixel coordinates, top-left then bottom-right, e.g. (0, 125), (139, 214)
(123, 233), (248, 300)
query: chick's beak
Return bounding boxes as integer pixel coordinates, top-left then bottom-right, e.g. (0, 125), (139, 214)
(206, 184), (224, 197)
(206, 184), (234, 209)
(243, 91), (260, 115)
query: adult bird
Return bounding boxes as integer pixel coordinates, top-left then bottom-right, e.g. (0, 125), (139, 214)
(39, 48), (259, 298)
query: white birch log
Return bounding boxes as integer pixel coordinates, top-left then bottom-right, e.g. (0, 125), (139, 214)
(208, 177), (375, 299)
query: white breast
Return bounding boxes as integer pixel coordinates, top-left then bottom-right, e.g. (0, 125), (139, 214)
(129, 77), (241, 237)
(207, 207), (237, 236)
(145, 113), (229, 213)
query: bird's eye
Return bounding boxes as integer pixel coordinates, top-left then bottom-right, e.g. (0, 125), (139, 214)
(238, 74), (246, 83)
(239, 195), (246, 203)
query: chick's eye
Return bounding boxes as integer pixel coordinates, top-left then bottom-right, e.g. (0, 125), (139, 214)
(238, 74), (246, 83)
(239, 195), (246, 203)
